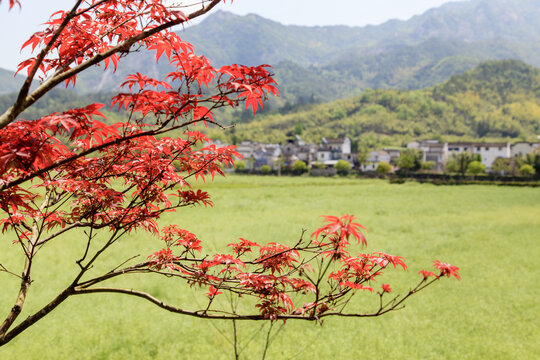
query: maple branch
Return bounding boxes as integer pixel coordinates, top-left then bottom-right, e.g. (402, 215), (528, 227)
(74, 262), (150, 289)
(75, 0), (110, 17)
(4, 0), (85, 130)
(261, 322), (274, 360)
(0, 0), (223, 128)
(0, 288), (73, 346)
(71, 285), (435, 321)
(232, 318), (239, 360)
(75, 226), (96, 269)
(0, 239), (35, 336)
(35, 222), (85, 246)
(0, 116), (219, 192)
(0, 277), (436, 348)
(0, 191), (56, 334)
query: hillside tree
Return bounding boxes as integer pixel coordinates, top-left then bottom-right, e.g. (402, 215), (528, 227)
(446, 152), (478, 175)
(397, 149), (422, 172)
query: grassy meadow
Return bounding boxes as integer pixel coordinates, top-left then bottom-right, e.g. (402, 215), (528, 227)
(0, 176), (539, 359)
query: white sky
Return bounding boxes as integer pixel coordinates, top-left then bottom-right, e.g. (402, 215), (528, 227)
(0, 0), (467, 71)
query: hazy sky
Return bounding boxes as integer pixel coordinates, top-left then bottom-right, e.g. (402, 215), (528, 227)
(0, 0), (466, 71)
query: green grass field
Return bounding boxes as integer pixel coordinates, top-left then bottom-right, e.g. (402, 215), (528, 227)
(1, 176), (539, 359)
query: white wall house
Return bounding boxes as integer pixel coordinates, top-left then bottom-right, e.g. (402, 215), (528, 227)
(511, 142), (539, 157)
(316, 137), (353, 166)
(407, 141), (420, 149)
(420, 140), (448, 171)
(253, 144), (282, 170)
(235, 141), (256, 169)
(382, 148), (402, 163)
(362, 150), (391, 171)
(447, 142), (511, 169)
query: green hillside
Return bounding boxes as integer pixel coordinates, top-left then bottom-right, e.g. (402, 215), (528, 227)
(207, 60), (540, 147)
(273, 37), (540, 106)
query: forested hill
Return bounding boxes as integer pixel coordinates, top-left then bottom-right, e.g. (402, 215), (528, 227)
(206, 60), (540, 147)
(3, 0), (539, 108)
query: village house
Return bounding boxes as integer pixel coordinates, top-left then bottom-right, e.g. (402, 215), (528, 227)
(447, 142), (511, 169)
(235, 141), (282, 170)
(406, 140), (538, 170)
(234, 141), (256, 169)
(361, 150), (391, 171)
(281, 136), (316, 167)
(420, 140), (448, 171)
(315, 137), (353, 167)
(382, 148), (402, 163)
(511, 141), (539, 157)
(406, 141), (420, 149)
(215, 136), (540, 174)
(253, 144), (282, 170)
(407, 140), (448, 171)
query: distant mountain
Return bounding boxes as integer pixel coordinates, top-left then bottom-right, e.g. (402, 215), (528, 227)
(65, 0), (540, 107)
(271, 36), (540, 106)
(176, 0), (540, 66)
(175, 10), (401, 67)
(207, 60), (540, 147)
(401, 0), (540, 44)
(3, 0), (540, 111)
(0, 68), (38, 95)
(177, 0), (540, 68)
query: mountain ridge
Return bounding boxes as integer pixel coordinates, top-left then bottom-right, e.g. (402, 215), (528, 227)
(61, 0), (540, 103)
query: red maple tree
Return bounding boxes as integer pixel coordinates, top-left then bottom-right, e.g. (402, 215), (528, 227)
(0, 0), (459, 348)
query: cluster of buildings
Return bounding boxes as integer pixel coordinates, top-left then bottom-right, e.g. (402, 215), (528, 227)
(407, 139), (539, 171)
(210, 136), (539, 173)
(229, 136), (354, 171)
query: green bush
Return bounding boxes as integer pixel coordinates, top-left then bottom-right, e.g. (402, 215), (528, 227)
(335, 160), (351, 176)
(376, 161), (392, 174)
(467, 161), (486, 175)
(260, 165), (271, 174)
(445, 159), (458, 173)
(292, 160), (308, 174)
(446, 152), (476, 174)
(520, 164), (536, 176)
(421, 161), (436, 170)
(491, 157), (512, 175)
(234, 161), (246, 172)
(397, 149), (422, 171)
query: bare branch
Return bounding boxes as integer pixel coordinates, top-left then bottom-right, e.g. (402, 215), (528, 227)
(0, 264), (22, 280)
(4, 0), (85, 129)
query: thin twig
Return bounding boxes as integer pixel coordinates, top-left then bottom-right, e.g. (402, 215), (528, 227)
(261, 322), (274, 360)
(0, 265), (22, 280)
